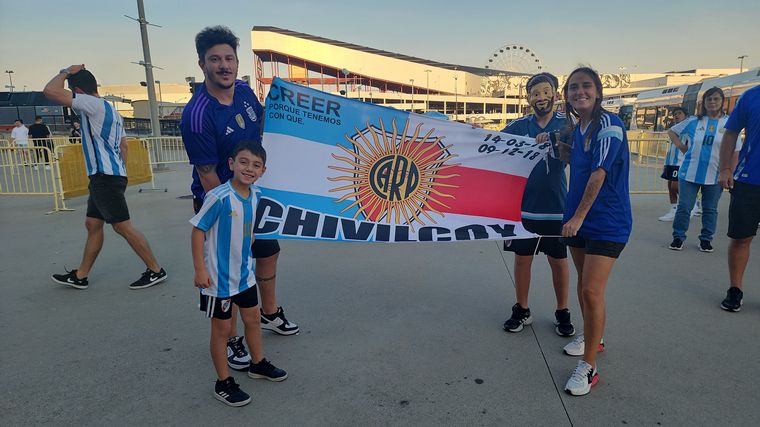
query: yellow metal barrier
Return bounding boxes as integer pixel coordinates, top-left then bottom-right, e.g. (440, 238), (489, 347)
(627, 131), (670, 194)
(56, 139), (153, 199)
(141, 137), (188, 165)
(0, 146), (70, 213)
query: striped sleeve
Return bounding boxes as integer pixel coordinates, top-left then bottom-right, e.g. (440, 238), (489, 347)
(592, 114), (624, 171)
(180, 93), (218, 166)
(190, 192), (223, 231)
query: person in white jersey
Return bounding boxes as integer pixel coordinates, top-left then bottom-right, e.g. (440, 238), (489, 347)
(658, 107), (688, 221)
(10, 118), (30, 165)
(43, 65), (167, 290)
(667, 87), (741, 253)
(191, 140), (287, 407)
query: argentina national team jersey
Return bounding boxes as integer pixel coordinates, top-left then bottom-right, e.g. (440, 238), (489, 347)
(671, 115), (737, 185)
(71, 93), (127, 177)
(664, 129), (685, 167)
(190, 181), (259, 298)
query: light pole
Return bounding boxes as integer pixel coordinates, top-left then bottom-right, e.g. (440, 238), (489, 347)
(410, 79), (415, 112)
(4, 70), (14, 92)
(454, 74), (458, 121)
(341, 68), (350, 97)
(155, 80), (163, 104)
(127, 0), (162, 136)
(738, 55), (748, 73)
(424, 69), (431, 112)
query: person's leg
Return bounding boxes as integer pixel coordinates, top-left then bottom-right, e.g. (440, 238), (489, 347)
(728, 237), (753, 289)
(698, 184), (722, 242)
(579, 254), (617, 369)
(547, 256), (570, 310)
(210, 317), (233, 380)
(568, 246), (586, 315)
(76, 217), (105, 278)
(257, 253), (279, 315)
(111, 220), (161, 272)
(669, 179), (679, 204)
(673, 179), (698, 241)
(239, 306), (263, 363)
(514, 254), (534, 309)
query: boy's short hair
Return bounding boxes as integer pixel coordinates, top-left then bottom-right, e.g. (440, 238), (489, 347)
(671, 106), (687, 116)
(526, 72), (559, 94)
(35, 116), (43, 121)
(68, 70), (99, 95)
(195, 26), (239, 61)
(231, 140), (266, 165)
(15, 118), (22, 123)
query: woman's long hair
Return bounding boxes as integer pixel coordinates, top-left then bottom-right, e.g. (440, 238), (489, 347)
(697, 86), (725, 120)
(562, 67), (605, 149)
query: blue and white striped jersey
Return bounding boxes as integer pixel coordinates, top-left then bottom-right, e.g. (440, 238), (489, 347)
(71, 93), (127, 177)
(664, 119), (690, 166)
(190, 181), (260, 298)
(672, 115), (740, 185)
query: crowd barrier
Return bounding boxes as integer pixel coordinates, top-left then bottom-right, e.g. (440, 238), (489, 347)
(0, 146), (70, 213)
(627, 130), (670, 194)
(138, 137), (189, 192)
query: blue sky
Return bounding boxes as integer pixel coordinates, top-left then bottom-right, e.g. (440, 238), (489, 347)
(1, 0), (758, 90)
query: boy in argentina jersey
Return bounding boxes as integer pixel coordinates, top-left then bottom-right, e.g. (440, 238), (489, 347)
(191, 141), (287, 407)
(668, 87), (741, 252)
(658, 107), (688, 221)
(500, 72), (575, 338)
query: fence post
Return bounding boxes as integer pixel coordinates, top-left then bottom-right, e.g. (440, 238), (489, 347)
(138, 138), (167, 192)
(48, 146), (74, 214)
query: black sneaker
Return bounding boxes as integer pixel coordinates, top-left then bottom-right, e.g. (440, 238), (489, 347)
(721, 287), (743, 312)
(248, 358), (288, 382)
(699, 240), (714, 253)
(129, 268), (167, 290)
(51, 269), (88, 290)
(214, 376), (251, 407)
(227, 336), (251, 370)
(261, 307), (299, 335)
(503, 303), (532, 333)
(554, 308), (576, 337)
(669, 238), (684, 251)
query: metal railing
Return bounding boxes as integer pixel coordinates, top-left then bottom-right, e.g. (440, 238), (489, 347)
(0, 146), (71, 213)
(139, 137), (188, 192)
(627, 131), (670, 194)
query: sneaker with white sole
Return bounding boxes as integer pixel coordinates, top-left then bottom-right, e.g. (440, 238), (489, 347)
(129, 268), (167, 289)
(248, 358), (288, 382)
(261, 307), (299, 335)
(503, 303), (532, 333)
(669, 238), (684, 251)
(563, 335), (605, 356)
(226, 336), (251, 370)
(658, 205), (677, 222)
(51, 269), (89, 290)
(720, 287), (743, 312)
(699, 240), (714, 253)
(565, 360), (599, 396)
(554, 308), (576, 337)
(214, 376), (251, 407)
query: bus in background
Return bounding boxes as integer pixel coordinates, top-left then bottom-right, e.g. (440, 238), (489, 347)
(601, 98), (635, 129)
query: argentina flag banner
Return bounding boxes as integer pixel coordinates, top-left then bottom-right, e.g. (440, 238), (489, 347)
(255, 77), (549, 243)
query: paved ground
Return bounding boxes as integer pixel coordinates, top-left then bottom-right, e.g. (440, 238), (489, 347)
(1, 164), (759, 426)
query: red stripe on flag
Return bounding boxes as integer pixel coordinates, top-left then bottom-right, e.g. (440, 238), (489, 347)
(425, 165), (526, 221)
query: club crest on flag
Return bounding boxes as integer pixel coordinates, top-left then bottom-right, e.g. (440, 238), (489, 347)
(328, 118), (460, 229)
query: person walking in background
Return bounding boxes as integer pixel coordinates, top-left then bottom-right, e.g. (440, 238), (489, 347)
(28, 115), (52, 170)
(557, 67), (632, 396)
(658, 107), (688, 221)
(43, 64), (167, 290)
(667, 87), (740, 253)
(500, 72), (574, 337)
(718, 84), (760, 312)
(10, 118), (30, 165)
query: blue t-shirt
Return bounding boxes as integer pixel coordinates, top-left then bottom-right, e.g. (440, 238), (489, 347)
(502, 111), (568, 220)
(564, 111), (632, 243)
(725, 85), (760, 185)
(181, 80), (264, 200)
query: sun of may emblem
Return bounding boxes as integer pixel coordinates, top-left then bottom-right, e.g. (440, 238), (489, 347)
(328, 118), (460, 228)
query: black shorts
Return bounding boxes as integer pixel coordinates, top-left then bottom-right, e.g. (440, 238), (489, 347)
(87, 173), (130, 224)
(561, 235), (626, 259)
(503, 219), (567, 259)
(199, 285), (259, 320)
(728, 181), (760, 239)
(194, 197), (280, 258)
(661, 165), (680, 181)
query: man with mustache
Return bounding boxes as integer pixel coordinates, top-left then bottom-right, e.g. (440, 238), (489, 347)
(181, 26), (299, 375)
(501, 73), (575, 338)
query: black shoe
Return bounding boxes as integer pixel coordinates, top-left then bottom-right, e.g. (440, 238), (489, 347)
(554, 308), (576, 337)
(503, 303), (532, 333)
(721, 287), (743, 312)
(669, 238), (684, 251)
(129, 268), (167, 290)
(248, 358), (288, 382)
(699, 240), (714, 253)
(51, 269), (88, 290)
(261, 307), (299, 336)
(226, 336), (251, 371)
(214, 376), (251, 407)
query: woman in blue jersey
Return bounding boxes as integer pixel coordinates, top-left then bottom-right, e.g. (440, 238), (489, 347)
(668, 87), (737, 252)
(557, 67), (632, 396)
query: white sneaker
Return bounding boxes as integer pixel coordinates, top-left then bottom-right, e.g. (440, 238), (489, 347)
(658, 206), (677, 222)
(565, 360), (598, 396)
(563, 335), (605, 356)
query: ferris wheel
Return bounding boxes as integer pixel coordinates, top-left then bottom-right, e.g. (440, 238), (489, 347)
(484, 44), (543, 75)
